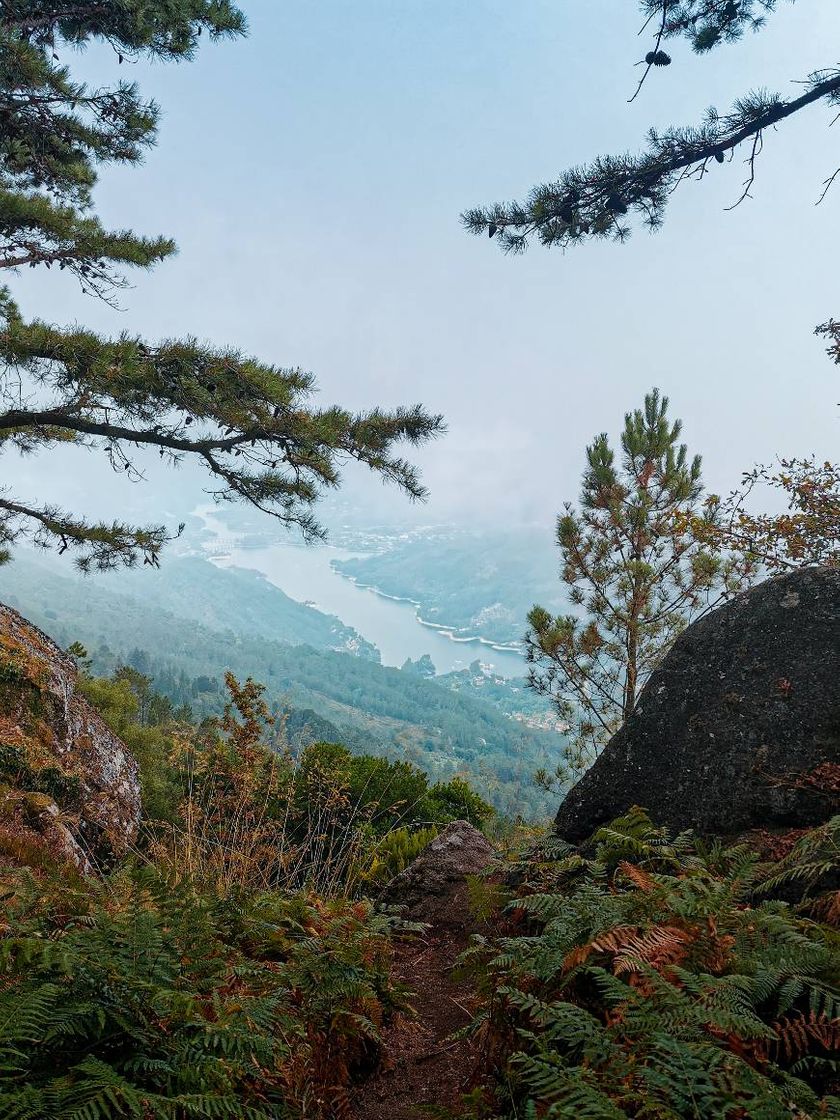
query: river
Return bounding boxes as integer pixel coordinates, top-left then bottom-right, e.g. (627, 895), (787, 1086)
(197, 512), (527, 678)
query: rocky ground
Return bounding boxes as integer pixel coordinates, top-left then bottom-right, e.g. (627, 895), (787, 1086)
(352, 822), (497, 1119)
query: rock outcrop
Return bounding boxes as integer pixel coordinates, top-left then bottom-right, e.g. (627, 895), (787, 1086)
(555, 567), (840, 842)
(379, 820), (496, 925)
(0, 602), (140, 869)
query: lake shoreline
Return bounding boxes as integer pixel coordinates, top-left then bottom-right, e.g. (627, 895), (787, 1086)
(191, 506), (527, 678)
(334, 570), (524, 656)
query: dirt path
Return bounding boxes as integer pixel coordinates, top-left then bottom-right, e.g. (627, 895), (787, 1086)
(352, 886), (482, 1120)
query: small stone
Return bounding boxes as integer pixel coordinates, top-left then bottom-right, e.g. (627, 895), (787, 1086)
(379, 820), (496, 925)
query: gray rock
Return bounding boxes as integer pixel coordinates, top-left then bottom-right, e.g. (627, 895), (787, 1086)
(554, 567), (840, 842)
(379, 820), (496, 923)
(0, 602), (141, 865)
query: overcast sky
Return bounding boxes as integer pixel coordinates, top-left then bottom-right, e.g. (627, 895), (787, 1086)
(10, 0), (840, 534)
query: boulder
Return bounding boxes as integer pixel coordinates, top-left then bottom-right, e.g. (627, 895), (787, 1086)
(379, 820), (496, 925)
(554, 567), (840, 842)
(0, 602), (140, 867)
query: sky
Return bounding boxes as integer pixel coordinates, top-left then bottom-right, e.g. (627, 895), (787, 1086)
(10, 0), (840, 535)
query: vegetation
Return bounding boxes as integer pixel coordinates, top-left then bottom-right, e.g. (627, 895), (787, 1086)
(711, 455), (840, 573)
(0, 862), (405, 1120)
(526, 389), (749, 783)
(0, 655), (496, 1119)
(101, 557), (380, 661)
(333, 527), (566, 646)
(0, 556), (562, 817)
(2, 4), (837, 1115)
(463, 1), (836, 253)
(75, 664), (493, 887)
(459, 808), (840, 1119)
(0, 1), (441, 570)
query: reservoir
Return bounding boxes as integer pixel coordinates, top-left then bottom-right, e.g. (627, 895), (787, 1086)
(199, 513), (527, 678)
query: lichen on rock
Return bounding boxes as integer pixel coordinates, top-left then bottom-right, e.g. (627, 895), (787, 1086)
(554, 567), (840, 842)
(0, 602), (140, 870)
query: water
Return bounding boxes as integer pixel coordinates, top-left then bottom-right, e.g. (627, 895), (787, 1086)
(199, 514), (526, 678)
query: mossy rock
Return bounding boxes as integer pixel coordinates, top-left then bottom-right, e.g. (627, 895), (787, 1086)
(555, 568), (840, 841)
(0, 601), (140, 868)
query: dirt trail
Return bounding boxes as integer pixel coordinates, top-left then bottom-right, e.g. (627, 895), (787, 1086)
(351, 884), (482, 1120)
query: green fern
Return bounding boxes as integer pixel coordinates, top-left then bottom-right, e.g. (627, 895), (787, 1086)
(0, 863), (400, 1120)
(457, 813), (840, 1119)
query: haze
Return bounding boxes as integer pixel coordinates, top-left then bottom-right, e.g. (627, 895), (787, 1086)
(10, 0), (839, 534)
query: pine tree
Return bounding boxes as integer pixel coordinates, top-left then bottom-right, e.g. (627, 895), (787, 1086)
(0, 3), (442, 570)
(527, 389), (749, 782)
(462, 1), (837, 253)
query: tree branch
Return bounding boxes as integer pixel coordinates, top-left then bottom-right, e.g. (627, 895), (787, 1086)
(465, 70), (840, 251)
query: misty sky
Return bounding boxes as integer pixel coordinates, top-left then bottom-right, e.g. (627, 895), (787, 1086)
(10, 0), (840, 535)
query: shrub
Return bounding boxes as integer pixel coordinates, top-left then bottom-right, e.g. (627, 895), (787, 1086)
(459, 809), (840, 1118)
(0, 862), (405, 1120)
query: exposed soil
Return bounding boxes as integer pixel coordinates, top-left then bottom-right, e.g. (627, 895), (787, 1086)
(351, 883), (484, 1120)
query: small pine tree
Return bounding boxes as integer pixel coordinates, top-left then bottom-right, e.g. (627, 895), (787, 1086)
(527, 389), (749, 783)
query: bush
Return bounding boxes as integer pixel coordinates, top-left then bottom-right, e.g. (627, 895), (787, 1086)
(459, 809), (840, 1119)
(0, 862), (406, 1120)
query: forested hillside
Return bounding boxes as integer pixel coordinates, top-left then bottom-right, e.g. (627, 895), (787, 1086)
(79, 554), (379, 659)
(0, 556), (560, 816)
(333, 528), (566, 645)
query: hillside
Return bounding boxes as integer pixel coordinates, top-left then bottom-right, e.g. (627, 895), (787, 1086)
(332, 527), (567, 646)
(0, 557), (561, 816)
(25, 553), (380, 660)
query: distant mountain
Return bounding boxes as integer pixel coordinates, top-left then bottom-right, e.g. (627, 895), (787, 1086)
(7, 554), (379, 661)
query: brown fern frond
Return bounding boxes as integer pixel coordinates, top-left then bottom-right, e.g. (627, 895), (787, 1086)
(329, 1084), (354, 1120)
(772, 1012), (840, 1063)
(808, 890), (840, 927)
(617, 860), (657, 893)
(590, 925), (643, 956)
(612, 925), (691, 975)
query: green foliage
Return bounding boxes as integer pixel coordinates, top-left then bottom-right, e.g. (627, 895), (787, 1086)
(0, 862), (403, 1119)
(0, 555), (561, 817)
(78, 665), (493, 893)
(0, 742), (81, 810)
(641, 1), (784, 54)
(78, 667), (187, 824)
(0, 1), (245, 292)
(0, 2), (442, 570)
(758, 816), (840, 919)
(299, 742), (493, 832)
(0, 651), (25, 686)
(526, 389), (749, 780)
(460, 810), (840, 1119)
(360, 825), (440, 887)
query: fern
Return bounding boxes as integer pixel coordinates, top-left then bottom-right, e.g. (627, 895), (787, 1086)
(0, 863), (399, 1120)
(457, 814), (840, 1119)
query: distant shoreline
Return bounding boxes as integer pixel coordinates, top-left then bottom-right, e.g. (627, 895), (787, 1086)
(193, 504), (526, 668)
(334, 570), (524, 657)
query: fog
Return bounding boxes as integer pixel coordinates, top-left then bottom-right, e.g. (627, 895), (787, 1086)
(8, 0), (839, 538)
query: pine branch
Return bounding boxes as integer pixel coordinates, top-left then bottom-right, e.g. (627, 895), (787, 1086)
(464, 69), (840, 252)
(0, 312), (443, 565)
(0, 495), (175, 569)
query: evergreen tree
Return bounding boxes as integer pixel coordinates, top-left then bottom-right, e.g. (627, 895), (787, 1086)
(0, 3), (442, 570)
(463, 1), (836, 252)
(526, 389), (749, 783)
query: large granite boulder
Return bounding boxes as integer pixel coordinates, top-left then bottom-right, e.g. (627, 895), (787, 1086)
(0, 602), (140, 869)
(555, 567), (840, 842)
